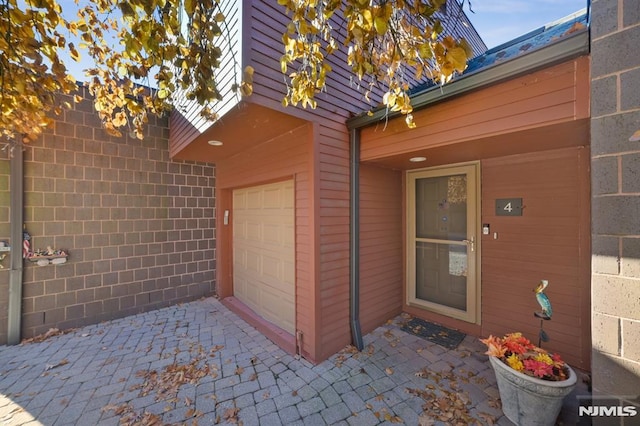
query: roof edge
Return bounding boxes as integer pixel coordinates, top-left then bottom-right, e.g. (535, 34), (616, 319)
(347, 29), (589, 131)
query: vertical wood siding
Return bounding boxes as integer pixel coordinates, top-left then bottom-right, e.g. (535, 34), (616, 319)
(481, 147), (591, 370)
(359, 165), (404, 333)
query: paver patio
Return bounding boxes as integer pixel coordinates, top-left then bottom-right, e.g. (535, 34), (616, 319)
(0, 297), (587, 425)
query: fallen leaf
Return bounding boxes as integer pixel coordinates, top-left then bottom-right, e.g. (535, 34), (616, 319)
(223, 407), (240, 424)
(235, 366), (244, 375)
(385, 367), (394, 375)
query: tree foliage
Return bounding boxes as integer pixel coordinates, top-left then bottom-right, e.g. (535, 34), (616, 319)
(0, 0), (470, 143)
(279, 0), (472, 128)
(1, 0), (253, 142)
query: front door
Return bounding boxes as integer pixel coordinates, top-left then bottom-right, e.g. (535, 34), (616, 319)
(407, 163), (479, 323)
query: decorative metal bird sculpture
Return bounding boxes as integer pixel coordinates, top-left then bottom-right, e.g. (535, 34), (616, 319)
(534, 280), (552, 320)
(534, 280), (552, 346)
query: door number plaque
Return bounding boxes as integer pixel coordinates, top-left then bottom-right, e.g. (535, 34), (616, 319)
(496, 198), (523, 216)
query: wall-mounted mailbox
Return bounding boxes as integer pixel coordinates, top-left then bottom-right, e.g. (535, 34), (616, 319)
(496, 198), (523, 216)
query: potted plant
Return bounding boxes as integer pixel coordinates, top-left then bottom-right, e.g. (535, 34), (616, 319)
(481, 281), (577, 426)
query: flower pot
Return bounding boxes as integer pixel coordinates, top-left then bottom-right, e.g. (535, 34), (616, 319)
(489, 355), (577, 426)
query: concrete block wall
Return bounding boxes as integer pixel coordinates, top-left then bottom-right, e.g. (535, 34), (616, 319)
(0, 86), (216, 343)
(0, 155), (8, 343)
(591, 0), (640, 401)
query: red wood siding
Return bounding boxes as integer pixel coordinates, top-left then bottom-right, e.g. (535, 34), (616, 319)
(244, 0), (386, 361)
(481, 147), (591, 370)
(170, 0), (486, 363)
(216, 124), (317, 359)
(246, 1), (374, 127)
(359, 165), (403, 333)
(360, 56), (590, 164)
(316, 128), (351, 361)
(358, 55), (591, 369)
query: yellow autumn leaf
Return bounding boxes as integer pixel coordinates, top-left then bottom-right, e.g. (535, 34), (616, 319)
(447, 46), (468, 73)
(374, 16), (387, 35)
(113, 112), (127, 127)
(361, 10), (373, 30)
(68, 43), (80, 61)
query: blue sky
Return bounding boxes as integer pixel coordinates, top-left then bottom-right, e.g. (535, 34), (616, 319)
(464, 0), (589, 48)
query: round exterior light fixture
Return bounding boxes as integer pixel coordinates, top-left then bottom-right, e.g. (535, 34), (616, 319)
(409, 156), (426, 162)
(207, 140), (223, 146)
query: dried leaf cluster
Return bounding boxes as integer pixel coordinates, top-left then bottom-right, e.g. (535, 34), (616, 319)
(20, 327), (77, 344)
(104, 342), (226, 425)
(409, 365), (498, 425)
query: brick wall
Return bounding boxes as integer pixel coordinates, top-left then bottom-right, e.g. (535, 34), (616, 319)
(0, 86), (216, 343)
(590, 0), (640, 403)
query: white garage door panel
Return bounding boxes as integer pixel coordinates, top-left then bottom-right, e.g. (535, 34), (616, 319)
(233, 180), (295, 334)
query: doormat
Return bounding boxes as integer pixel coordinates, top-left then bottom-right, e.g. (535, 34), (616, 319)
(401, 318), (466, 350)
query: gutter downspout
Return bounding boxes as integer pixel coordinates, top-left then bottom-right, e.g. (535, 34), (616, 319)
(8, 145), (24, 345)
(349, 128), (363, 351)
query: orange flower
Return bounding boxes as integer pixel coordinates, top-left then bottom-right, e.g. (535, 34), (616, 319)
(480, 335), (507, 358)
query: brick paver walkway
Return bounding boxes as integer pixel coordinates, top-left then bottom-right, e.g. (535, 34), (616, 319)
(0, 297), (584, 425)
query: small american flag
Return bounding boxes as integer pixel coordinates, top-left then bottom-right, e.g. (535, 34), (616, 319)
(23, 230), (31, 258)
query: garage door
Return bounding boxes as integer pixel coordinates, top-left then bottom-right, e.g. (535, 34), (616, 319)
(233, 180), (295, 334)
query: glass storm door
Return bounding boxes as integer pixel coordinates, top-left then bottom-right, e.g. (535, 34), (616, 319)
(407, 163), (479, 323)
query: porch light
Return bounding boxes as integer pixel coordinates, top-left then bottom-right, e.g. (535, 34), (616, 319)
(207, 140), (223, 146)
(409, 156), (426, 162)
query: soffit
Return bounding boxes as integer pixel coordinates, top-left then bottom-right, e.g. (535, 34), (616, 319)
(361, 119), (590, 171)
(171, 102), (307, 163)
